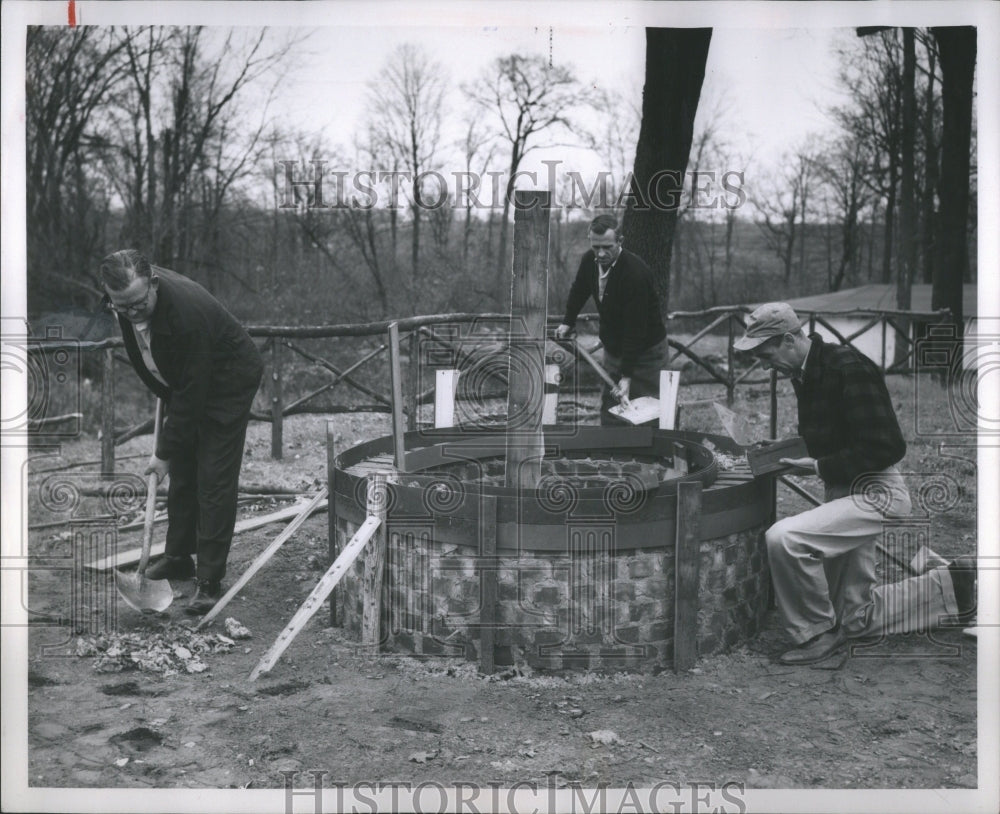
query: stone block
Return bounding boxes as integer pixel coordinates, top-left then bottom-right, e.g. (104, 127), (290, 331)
(628, 558), (653, 579)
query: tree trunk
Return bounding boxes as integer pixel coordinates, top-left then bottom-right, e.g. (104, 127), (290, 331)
(898, 28), (917, 312)
(921, 39), (938, 285)
(622, 28), (712, 319)
(894, 28), (917, 367)
(931, 26), (975, 332)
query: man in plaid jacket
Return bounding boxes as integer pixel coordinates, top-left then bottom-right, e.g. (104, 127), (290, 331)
(736, 302), (977, 665)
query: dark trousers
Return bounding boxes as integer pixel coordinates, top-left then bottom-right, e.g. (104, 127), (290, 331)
(164, 410), (250, 583)
(599, 337), (669, 426)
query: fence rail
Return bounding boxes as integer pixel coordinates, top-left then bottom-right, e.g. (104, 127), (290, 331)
(25, 306), (950, 472)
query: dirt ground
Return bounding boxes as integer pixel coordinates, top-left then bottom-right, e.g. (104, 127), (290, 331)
(22, 382), (981, 795)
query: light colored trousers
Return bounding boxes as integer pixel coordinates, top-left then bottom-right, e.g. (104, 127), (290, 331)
(766, 466), (960, 643)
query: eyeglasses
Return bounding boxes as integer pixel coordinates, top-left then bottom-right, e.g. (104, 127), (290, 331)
(104, 285), (153, 315)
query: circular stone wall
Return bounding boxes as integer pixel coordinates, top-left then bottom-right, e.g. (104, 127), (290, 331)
(333, 427), (773, 671)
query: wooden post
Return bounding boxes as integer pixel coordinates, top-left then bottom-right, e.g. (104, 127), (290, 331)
(362, 472), (390, 655)
(478, 494), (498, 675)
(434, 370), (459, 428)
(270, 339), (283, 460)
(673, 480), (702, 672)
(101, 347), (115, 477)
(406, 330), (419, 431)
(881, 318), (888, 372)
(388, 322), (406, 472)
(504, 189), (551, 491)
(726, 315), (736, 406)
(769, 368), (778, 440)
(327, 420), (339, 627)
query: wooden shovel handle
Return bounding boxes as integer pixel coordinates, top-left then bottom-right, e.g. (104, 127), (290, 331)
(136, 399), (163, 576)
(556, 336), (619, 390)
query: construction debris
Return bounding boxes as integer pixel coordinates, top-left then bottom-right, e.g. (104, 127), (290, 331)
(75, 626), (235, 675)
(225, 618), (252, 640)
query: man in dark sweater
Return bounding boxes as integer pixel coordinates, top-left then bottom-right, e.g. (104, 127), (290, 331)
(101, 250), (263, 614)
(555, 214), (667, 424)
(736, 302), (976, 664)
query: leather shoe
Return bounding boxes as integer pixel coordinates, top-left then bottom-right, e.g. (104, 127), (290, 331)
(144, 555), (195, 581)
(949, 556), (977, 623)
(184, 580), (222, 616)
(778, 628), (845, 665)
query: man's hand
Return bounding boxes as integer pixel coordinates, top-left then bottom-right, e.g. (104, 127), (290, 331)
(611, 376), (631, 407)
(780, 456), (818, 476)
(145, 455), (169, 482)
(554, 323), (574, 340)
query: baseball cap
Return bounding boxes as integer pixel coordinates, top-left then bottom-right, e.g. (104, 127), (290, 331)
(734, 302), (803, 351)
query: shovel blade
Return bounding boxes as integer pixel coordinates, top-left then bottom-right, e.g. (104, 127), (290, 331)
(114, 569), (174, 614)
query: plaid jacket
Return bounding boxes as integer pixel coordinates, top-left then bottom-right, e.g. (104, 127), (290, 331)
(792, 335), (906, 486)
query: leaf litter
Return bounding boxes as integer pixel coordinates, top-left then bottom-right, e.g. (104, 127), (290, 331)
(75, 625), (237, 675)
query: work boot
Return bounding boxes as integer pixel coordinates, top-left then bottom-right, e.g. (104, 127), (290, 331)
(948, 556), (977, 624)
(184, 580), (222, 616)
(144, 554), (195, 581)
(778, 627), (845, 665)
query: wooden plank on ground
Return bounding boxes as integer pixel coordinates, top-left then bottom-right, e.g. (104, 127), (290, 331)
(85, 499), (327, 571)
(195, 488), (328, 631)
(673, 480), (702, 672)
(250, 515), (381, 680)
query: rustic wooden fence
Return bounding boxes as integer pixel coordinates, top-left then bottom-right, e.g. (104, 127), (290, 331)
(26, 305), (950, 473)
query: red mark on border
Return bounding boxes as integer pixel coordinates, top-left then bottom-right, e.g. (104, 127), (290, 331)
(68, 0), (77, 27)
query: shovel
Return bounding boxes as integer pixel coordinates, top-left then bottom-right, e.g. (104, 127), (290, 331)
(115, 399), (173, 613)
(556, 334), (660, 425)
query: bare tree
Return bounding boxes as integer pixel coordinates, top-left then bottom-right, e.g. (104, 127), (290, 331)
(26, 27), (132, 311)
(813, 135), (873, 292)
(457, 118), (497, 265)
(463, 54), (585, 295)
(94, 27), (298, 286)
(752, 148), (817, 289)
(366, 44), (447, 280)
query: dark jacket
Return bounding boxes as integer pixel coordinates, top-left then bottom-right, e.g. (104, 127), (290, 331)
(118, 267), (263, 460)
(561, 248), (666, 376)
(793, 335), (906, 486)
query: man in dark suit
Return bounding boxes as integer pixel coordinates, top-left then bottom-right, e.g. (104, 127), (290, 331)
(555, 214), (668, 424)
(101, 250), (263, 614)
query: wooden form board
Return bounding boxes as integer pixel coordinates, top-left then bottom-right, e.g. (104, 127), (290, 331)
(250, 515), (381, 680)
(659, 371), (680, 430)
(478, 494), (498, 675)
(361, 473), (390, 654)
(434, 369), (460, 428)
(673, 480), (702, 672)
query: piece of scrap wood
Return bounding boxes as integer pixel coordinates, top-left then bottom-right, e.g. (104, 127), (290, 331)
(85, 499), (326, 571)
(196, 488), (328, 631)
(249, 515), (382, 681)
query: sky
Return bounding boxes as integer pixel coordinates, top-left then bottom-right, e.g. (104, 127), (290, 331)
(270, 24), (850, 183)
